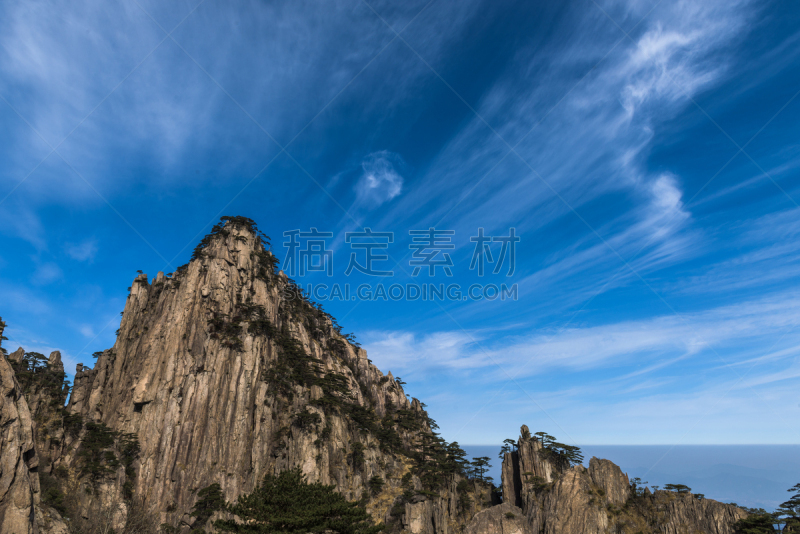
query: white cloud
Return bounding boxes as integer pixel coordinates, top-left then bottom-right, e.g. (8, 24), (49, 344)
(363, 288), (800, 380)
(0, 203), (47, 250)
(79, 324), (95, 338)
(370, 0), (752, 291)
(31, 261), (62, 285)
(65, 239), (98, 262)
(353, 151), (404, 208)
(361, 330), (476, 378)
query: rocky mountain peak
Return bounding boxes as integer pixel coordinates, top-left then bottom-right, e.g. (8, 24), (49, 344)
(0, 217), (758, 534)
(60, 216), (487, 531)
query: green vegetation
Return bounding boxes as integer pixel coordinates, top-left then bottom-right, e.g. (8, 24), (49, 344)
(63, 412), (84, 439)
(191, 483), (225, 529)
(498, 438), (517, 459)
(533, 432), (584, 466)
(208, 312), (245, 351)
(630, 477), (649, 497)
(8, 351), (70, 406)
(469, 457), (492, 483)
(778, 483), (800, 530)
(501, 431), (583, 467)
(456, 480), (473, 516)
(368, 476), (384, 496)
(734, 512), (776, 534)
(212, 468), (383, 534)
(74, 421), (141, 496)
(663, 483), (692, 494)
(190, 216), (271, 262)
(350, 442), (366, 470)
(524, 474), (548, 492)
(293, 409), (322, 430)
(390, 473), (416, 518)
(40, 469), (67, 515)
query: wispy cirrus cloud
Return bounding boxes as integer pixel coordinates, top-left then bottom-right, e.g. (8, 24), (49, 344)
(373, 0), (753, 281)
(364, 288), (800, 380)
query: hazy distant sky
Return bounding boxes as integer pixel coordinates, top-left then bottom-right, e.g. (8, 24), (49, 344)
(1, 0), (799, 445)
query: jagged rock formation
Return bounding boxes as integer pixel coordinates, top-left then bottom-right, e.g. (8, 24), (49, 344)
(0, 219), (756, 534)
(496, 426), (747, 534)
(0, 319), (67, 534)
(14, 350), (70, 476)
(623, 490), (749, 534)
(59, 217), (488, 531)
(0, 330), (39, 534)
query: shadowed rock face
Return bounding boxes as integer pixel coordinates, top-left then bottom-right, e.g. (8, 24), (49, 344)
(490, 426), (748, 534)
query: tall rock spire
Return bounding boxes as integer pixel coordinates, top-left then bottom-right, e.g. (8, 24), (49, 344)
(64, 217), (484, 531)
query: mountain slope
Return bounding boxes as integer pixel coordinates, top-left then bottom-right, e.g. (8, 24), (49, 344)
(0, 217), (756, 534)
(62, 217), (488, 531)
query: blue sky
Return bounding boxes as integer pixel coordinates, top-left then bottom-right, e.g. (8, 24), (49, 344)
(1, 0), (799, 446)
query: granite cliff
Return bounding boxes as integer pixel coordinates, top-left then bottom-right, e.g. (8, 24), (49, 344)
(471, 425), (748, 534)
(0, 321), (67, 534)
(0, 217), (754, 534)
(2, 217), (492, 533)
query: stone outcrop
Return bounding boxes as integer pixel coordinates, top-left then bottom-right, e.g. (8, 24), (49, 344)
(18, 350), (70, 476)
(624, 490), (748, 534)
(497, 426), (747, 534)
(502, 424), (562, 509)
(464, 502), (533, 534)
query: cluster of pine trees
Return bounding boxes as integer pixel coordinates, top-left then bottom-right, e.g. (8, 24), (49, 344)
(188, 469), (383, 534)
(733, 483), (800, 534)
(497, 430), (584, 466)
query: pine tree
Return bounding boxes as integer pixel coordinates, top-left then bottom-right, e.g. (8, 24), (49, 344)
(499, 438), (517, 459)
(214, 468), (384, 534)
(778, 483), (800, 530)
(191, 483), (225, 527)
(470, 457), (492, 482)
(734, 509), (777, 534)
(664, 483), (692, 494)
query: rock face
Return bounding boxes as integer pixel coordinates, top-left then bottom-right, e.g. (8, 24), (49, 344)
(626, 490), (749, 534)
(17, 350), (70, 476)
(0, 325), (39, 534)
(0, 319), (68, 534)
(497, 426), (747, 534)
(502, 424), (563, 510)
(464, 502), (533, 534)
(59, 218), (488, 531)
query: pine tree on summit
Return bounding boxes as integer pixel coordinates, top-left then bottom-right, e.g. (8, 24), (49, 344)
(214, 468), (383, 534)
